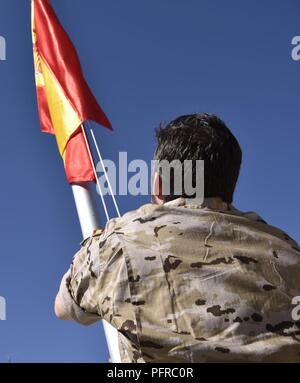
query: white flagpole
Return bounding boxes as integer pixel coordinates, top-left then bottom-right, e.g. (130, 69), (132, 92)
(71, 182), (122, 363)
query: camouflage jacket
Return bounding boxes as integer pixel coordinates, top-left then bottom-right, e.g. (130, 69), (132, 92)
(59, 197), (300, 362)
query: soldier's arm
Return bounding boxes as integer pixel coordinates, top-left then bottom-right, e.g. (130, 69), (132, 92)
(54, 225), (122, 325)
(54, 293), (72, 320)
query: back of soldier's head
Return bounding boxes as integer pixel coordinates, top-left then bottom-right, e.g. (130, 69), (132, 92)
(154, 113), (242, 204)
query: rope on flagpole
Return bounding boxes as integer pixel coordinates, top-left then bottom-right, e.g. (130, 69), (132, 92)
(79, 123), (122, 362)
(89, 126), (121, 218)
(80, 124), (110, 222)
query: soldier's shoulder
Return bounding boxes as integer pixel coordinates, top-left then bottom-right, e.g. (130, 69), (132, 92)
(80, 204), (163, 247)
(110, 203), (163, 230)
(233, 207), (300, 250)
(94, 203), (163, 238)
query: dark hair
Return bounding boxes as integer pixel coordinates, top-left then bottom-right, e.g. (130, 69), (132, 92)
(154, 113), (242, 203)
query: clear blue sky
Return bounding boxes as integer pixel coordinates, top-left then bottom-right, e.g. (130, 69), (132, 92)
(0, 0), (299, 362)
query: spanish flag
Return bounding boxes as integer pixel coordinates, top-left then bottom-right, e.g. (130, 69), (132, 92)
(31, 0), (112, 183)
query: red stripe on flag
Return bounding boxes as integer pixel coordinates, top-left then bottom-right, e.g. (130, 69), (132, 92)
(65, 129), (96, 183)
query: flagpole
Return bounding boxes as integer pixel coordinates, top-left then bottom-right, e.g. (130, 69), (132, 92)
(71, 182), (122, 363)
(32, 0), (120, 363)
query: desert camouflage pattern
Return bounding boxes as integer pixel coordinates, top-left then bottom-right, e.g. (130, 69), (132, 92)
(63, 197), (300, 362)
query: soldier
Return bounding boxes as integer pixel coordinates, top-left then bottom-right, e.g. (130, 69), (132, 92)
(55, 113), (300, 362)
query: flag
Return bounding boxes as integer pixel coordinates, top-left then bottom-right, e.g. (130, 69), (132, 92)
(31, 0), (112, 183)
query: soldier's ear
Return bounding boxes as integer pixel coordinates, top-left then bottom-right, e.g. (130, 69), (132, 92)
(152, 171), (164, 205)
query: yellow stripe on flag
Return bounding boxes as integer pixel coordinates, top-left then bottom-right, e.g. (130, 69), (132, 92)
(39, 56), (81, 156)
